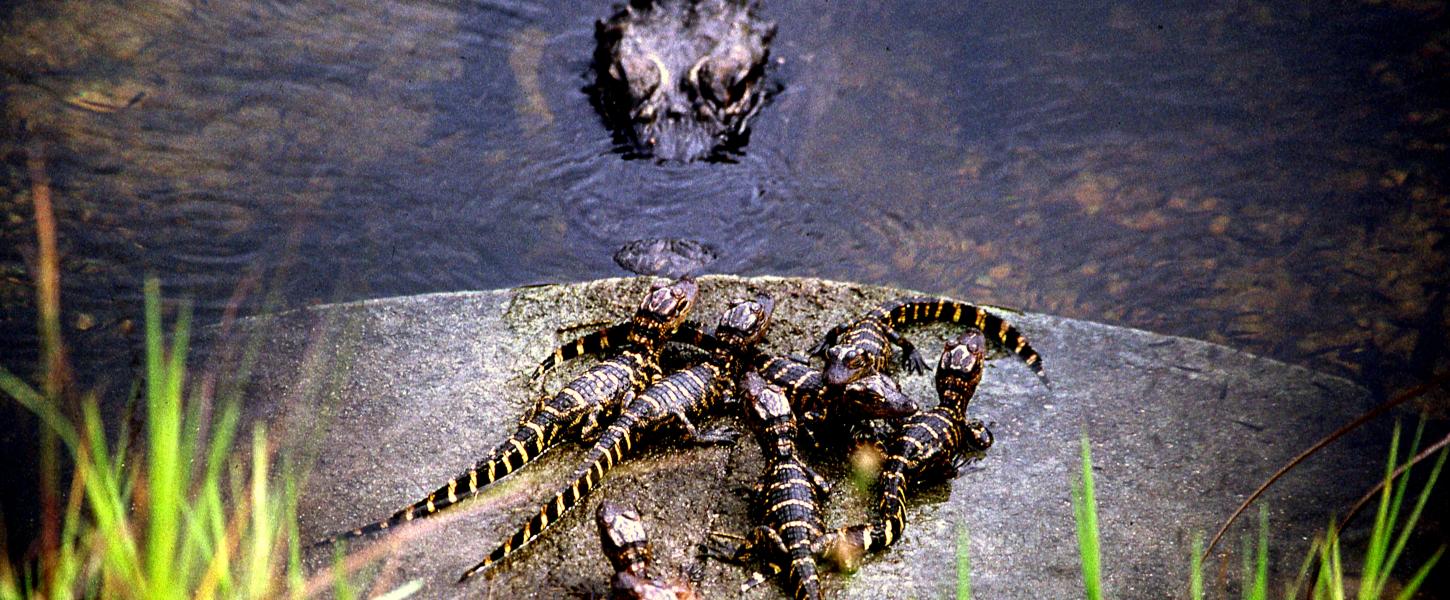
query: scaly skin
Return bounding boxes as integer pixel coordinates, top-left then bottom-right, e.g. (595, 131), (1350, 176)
(813, 296), (1049, 389)
(819, 329), (995, 574)
(708, 372), (829, 600)
(597, 501), (698, 600)
(459, 296), (775, 580)
(314, 278), (698, 547)
(755, 354), (916, 442)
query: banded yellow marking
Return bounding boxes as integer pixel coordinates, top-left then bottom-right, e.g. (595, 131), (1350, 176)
(770, 478), (815, 490)
(469, 469), (479, 492)
(447, 480), (458, 503)
(769, 498), (816, 512)
(778, 519), (820, 533)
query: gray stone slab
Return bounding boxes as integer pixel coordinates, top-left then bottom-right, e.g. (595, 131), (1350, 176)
(219, 276), (1382, 599)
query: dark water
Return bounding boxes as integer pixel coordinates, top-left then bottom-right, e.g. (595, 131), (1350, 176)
(2, 1), (1449, 433)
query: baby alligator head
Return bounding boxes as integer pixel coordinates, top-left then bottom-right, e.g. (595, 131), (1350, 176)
(936, 328), (987, 411)
(594, 0), (776, 162)
(838, 373), (916, 419)
(631, 277), (699, 343)
(713, 293), (775, 349)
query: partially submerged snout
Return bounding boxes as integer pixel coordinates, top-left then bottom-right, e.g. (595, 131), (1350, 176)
(594, 0), (776, 162)
(637, 115), (718, 163)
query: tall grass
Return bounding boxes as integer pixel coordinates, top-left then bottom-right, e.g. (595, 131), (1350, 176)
(0, 279), (408, 598)
(1060, 425), (1445, 599)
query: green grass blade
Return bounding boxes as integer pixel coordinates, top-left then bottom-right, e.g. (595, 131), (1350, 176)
(144, 278), (183, 597)
(1071, 435), (1102, 600)
(1189, 534), (1203, 600)
(247, 425), (273, 598)
(1391, 545), (1443, 600)
(1328, 524), (1344, 600)
(332, 544), (356, 600)
(1286, 533), (1322, 600)
(1358, 423), (1401, 599)
(0, 369), (80, 452)
(956, 524), (972, 600)
(285, 475), (305, 600)
(1376, 433), (1444, 594)
(81, 399), (144, 590)
(1250, 505), (1268, 600)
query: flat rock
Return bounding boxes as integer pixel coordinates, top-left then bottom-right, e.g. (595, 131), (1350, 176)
(218, 276), (1383, 598)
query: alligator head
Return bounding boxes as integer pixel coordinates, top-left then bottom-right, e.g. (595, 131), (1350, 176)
(936, 328), (987, 411)
(594, 0), (776, 162)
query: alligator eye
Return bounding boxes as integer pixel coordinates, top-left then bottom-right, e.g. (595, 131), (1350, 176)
(695, 48), (756, 108)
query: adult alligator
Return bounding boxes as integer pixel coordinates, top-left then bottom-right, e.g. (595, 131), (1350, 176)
(594, 0), (776, 162)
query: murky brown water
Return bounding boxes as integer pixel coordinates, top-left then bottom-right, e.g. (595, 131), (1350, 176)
(2, 1), (1447, 394)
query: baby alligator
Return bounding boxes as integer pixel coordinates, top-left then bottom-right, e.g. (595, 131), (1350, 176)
(318, 278), (697, 545)
(813, 296), (1049, 389)
(820, 329), (995, 573)
(708, 371), (830, 600)
(597, 501), (697, 600)
(459, 295), (775, 580)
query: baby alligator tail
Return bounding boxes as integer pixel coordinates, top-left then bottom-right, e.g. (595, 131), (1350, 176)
(883, 297), (1048, 386)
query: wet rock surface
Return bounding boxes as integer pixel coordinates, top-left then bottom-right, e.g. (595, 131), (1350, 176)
(221, 276), (1382, 598)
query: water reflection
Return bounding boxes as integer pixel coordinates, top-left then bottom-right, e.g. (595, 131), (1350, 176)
(1, 0), (1446, 403)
